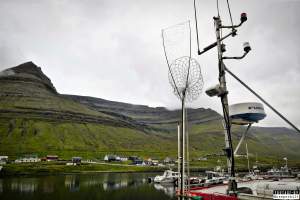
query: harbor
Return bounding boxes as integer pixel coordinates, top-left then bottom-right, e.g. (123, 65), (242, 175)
(150, 169), (300, 199)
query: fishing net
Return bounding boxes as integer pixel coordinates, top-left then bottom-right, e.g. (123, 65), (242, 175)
(162, 21), (203, 102)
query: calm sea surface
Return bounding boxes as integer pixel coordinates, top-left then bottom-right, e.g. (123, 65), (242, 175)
(0, 173), (177, 200)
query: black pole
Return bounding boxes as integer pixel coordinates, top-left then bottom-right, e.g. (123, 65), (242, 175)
(214, 16), (237, 195)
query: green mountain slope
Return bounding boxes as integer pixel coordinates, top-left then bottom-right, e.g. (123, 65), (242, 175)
(0, 62), (299, 162)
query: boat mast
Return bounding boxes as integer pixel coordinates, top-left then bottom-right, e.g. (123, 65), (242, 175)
(195, 0), (250, 194)
(246, 143), (250, 173)
(186, 109), (190, 191)
(177, 122), (181, 191)
(214, 15), (237, 194)
(180, 92), (186, 197)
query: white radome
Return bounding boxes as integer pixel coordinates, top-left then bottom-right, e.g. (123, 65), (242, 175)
(229, 102), (266, 125)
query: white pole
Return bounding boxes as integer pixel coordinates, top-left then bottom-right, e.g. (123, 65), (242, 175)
(234, 124), (251, 156)
(179, 97), (185, 197)
(186, 109), (190, 191)
(182, 102), (185, 194)
(286, 158), (288, 168)
(177, 122), (181, 191)
(246, 143), (250, 173)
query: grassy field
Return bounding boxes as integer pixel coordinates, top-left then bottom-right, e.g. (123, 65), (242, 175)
(0, 162), (168, 176)
(1, 117), (300, 172)
(2, 156), (300, 176)
(1, 63), (300, 176)
(0, 118), (176, 160)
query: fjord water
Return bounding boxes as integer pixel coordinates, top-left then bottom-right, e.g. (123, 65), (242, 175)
(0, 173), (176, 200)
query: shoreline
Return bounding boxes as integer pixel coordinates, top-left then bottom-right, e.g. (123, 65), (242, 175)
(0, 162), (215, 177)
(0, 162), (168, 177)
(1, 162), (299, 177)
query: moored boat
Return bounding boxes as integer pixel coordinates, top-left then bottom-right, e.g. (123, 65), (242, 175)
(154, 170), (179, 184)
(264, 166), (294, 179)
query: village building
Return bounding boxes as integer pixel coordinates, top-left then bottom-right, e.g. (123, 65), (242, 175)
(72, 157), (81, 165)
(198, 157), (208, 161)
(104, 155), (117, 162)
(133, 159), (144, 165)
(119, 157), (128, 162)
(144, 158), (153, 165)
(0, 156), (8, 164)
(151, 159), (159, 166)
(15, 155), (40, 163)
(46, 155), (58, 161)
(164, 157), (175, 164)
(104, 155), (128, 162)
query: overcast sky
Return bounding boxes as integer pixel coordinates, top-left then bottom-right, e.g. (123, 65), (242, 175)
(0, 0), (299, 128)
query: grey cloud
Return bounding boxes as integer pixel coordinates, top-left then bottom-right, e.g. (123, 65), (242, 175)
(0, 0), (299, 128)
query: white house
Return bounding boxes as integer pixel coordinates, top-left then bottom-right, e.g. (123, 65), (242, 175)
(119, 157), (128, 162)
(15, 155), (41, 163)
(0, 156), (8, 164)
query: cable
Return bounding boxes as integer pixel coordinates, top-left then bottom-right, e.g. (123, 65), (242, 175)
(225, 67), (300, 134)
(226, 0), (234, 29)
(193, 0), (201, 54)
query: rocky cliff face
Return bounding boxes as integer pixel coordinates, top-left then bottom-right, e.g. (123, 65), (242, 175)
(0, 62), (57, 94)
(63, 94), (222, 131)
(0, 62), (140, 130)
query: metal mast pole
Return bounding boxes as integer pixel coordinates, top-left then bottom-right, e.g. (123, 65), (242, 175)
(185, 110), (190, 191)
(246, 143), (250, 173)
(285, 158), (288, 168)
(234, 124), (252, 155)
(180, 93), (186, 197)
(214, 16), (237, 194)
(177, 123), (181, 192)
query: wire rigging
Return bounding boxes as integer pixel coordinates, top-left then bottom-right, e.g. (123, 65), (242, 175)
(225, 67), (300, 134)
(226, 0), (234, 29)
(193, 0), (201, 54)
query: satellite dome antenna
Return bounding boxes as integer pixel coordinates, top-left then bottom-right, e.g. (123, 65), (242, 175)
(162, 21), (204, 197)
(229, 102), (266, 156)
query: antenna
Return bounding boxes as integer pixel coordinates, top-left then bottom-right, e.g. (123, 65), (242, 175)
(195, 0), (250, 195)
(162, 21), (204, 198)
(196, 0), (299, 196)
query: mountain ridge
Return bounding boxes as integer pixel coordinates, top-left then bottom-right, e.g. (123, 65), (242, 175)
(0, 62), (299, 161)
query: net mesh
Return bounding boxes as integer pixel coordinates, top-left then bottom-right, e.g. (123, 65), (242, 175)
(162, 21), (203, 102)
(162, 21), (191, 66)
(168, 56), (203, 102)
